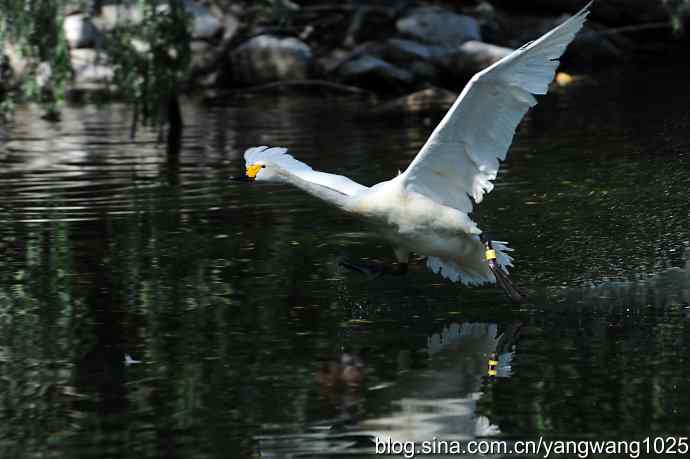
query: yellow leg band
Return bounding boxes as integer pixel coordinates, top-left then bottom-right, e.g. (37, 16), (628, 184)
(485, 249), (497, 261)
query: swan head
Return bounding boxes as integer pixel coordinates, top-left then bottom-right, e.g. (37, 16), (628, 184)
(238, 161), (268, 182)
(232, 146), (311, 182)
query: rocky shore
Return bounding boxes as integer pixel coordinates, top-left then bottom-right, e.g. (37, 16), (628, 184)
(3, 0), (688, 100)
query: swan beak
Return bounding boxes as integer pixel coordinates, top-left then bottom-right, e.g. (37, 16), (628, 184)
(232, 164), (262, 181)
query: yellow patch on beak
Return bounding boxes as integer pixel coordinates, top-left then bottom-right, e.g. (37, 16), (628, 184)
(246, 164), (262, 179)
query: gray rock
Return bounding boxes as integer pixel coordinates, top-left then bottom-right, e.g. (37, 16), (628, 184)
(229, 35), (312, 85)
(343, 5), (398, 47)
(499, 12), (623, 71)
(222, 13), (240, 42)
(441, 41), (514, 79)
(562, 28), (624, 71)
(493, 0), (667, 25)
(93, 4), (144, 31)
(70, 49), (114, 89)
(64, 13), (103, 49)
(346, 41), (387, 60)
(324, 41), (442, 87)
(2, 40), (29, 83)
(318, 48), (352, 74)
(336, 55), (414, 90)
(63, 2), (83, 16)
(382, 38), (446, 63)
(371, 37), (511, 84)
(361, 87), (457, 119)
(35, 62), (53, 90)
(378, 40), (445, 85)
(196, 71), (219, 89)
(397, 6), (481, 48)
(189, 40), (216, 76)
(184, 0), (222, 40)
(490, 0), (585, 15)
(472, 1), (497, 20)
(96, 2), (225, 41)
(407, 61), (441, 85)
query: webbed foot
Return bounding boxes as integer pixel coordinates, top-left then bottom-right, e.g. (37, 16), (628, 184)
(338, 258), (408, 280)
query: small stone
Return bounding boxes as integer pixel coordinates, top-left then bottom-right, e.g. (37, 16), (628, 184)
(70, 49), (114, 89)
(222, 13), (240, 42)
(383, 38), (445, 62)
(3, 40), (29, 81)
(336, 55), (414, 91)
(184, 0), (222, 40)
(318, 49), (351, 74)
(441, 41), (514, 79)
(93, 4), (144, 31)
(228, 35), (313, 85)
(362, 87), (457, 119)
(189, 40), (216, 76)
(397, 6), (481, 47)
(63, 14), (102, 49)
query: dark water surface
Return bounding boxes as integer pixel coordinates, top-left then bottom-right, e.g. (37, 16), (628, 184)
(1, 64), (689, 458)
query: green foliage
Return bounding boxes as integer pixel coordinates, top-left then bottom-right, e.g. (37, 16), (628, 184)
(1, 0), (71, 120)
(108, 1), (191, 136)
(1, 0), (191, 131)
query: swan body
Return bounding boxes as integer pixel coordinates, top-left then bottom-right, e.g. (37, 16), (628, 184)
(347, 176), (497, 284)
(237, 2), (591, 288)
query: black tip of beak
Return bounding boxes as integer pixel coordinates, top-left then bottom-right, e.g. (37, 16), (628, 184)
(231, 175), (252, 182)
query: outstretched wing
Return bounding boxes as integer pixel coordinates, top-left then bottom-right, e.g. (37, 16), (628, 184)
(400, 2), (591, 213)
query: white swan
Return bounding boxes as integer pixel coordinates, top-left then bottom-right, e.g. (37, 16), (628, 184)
(234, 3), (591, 302)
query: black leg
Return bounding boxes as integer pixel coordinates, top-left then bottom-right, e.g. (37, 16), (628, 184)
(490, 264), (527, 304)
(481, 234), (527, 304)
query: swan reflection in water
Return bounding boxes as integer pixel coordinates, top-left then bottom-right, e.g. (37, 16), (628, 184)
(255, 320), (521, 458)
(359, 322), (518, 446)
(255, 249), (690, 457)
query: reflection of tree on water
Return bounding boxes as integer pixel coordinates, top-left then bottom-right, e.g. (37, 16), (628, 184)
(0, 221), (86, 453)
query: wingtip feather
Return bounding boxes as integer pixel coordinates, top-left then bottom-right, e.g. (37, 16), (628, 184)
(399, 1), (590, 214)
